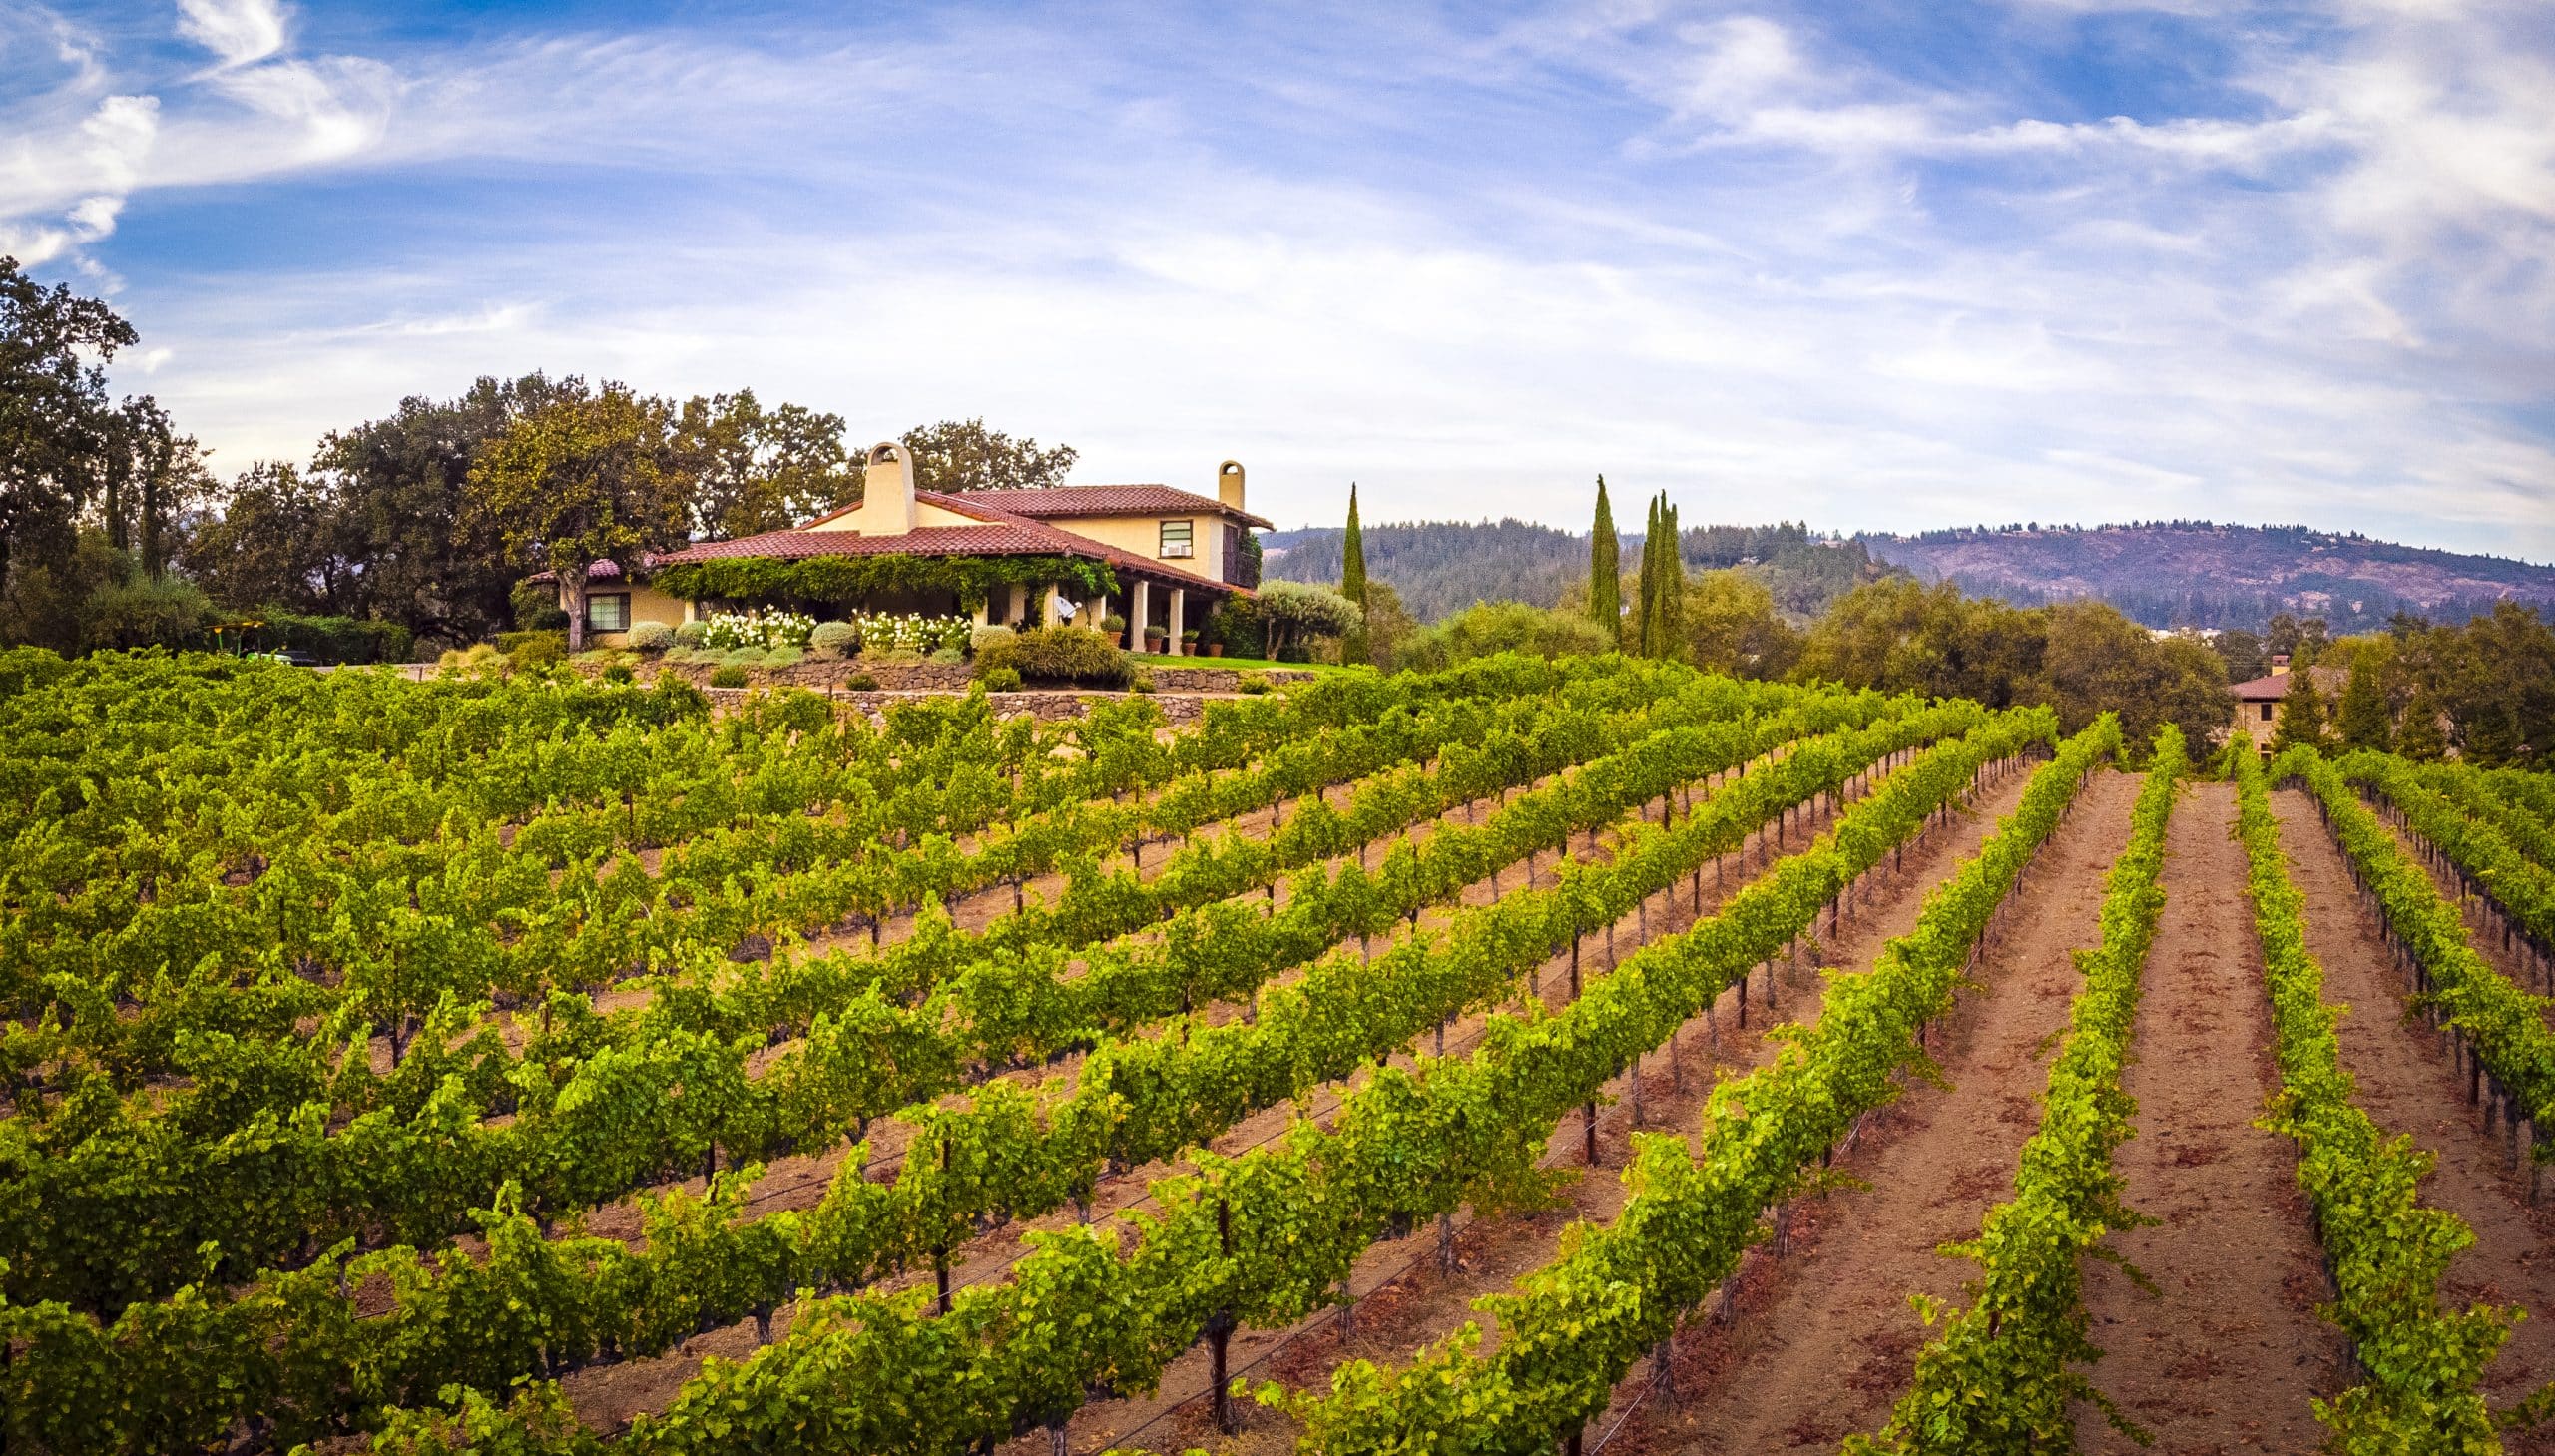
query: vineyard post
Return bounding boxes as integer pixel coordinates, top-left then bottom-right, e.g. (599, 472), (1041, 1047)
(1210, 1197), (1239, 1433)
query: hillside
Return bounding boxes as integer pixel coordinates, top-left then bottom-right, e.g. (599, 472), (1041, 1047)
(1265, 519), (1894, 622)
(1862, 522), (2555, 631)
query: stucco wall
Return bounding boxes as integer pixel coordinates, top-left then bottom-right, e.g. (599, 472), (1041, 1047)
(559, 582), (692, 646)
(1057, 511), (1228, 585)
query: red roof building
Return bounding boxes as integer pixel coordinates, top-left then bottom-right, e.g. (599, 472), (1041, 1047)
(535, 447), (1267, 651)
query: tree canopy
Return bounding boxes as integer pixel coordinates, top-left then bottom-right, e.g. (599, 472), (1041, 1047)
(464, 382), (689, 649)
(898, 418), (1078, 493)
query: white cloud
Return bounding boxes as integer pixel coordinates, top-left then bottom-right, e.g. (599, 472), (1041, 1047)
(177, 0), (287, 69)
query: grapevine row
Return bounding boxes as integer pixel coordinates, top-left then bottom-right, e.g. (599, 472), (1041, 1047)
(2338, 751), (2555, 986)
(1848, 725), (2186, 1453)
(2232, 739), (2517, 1447)
(2279, 747), (2555, 1155)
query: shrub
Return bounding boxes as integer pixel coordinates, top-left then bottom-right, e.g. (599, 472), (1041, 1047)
(980, 666), (1023, 692)
(603, 662), (636, 685)
(1238, 671), (1273, 695)
(929, 647), (964, 664)
(81, 575), (213, 652)
(971, 624), (1015, 657)
(626, 620), (675, 654)
(974, 626), (1131, 688)
(509, 632), (568, 669)
(720, 646), (762, 668)
(661, 646), (699, 665)
(762, 647), (804, 669)
(1129, 670), (1156, 695)
(844, 671), (880, 691)
(1102, 614), (1128, 635)
(1250, 581), (1362, 660)
(701, 609), (816, 652)
(256, 608), (414, 664)
(709, 664), (750, 689)
(673, 620), (710, 649)
(808, 621), (860, 660)
(1399, 601), (1610, 672)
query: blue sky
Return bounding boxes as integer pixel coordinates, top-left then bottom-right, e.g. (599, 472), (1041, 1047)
(6, 0), (2551, 557)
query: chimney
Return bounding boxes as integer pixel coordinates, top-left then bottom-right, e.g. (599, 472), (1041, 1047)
(2270, 653), (2290, 676)
(860, 441), (917, 535)
(1218, 460), (1245, 514)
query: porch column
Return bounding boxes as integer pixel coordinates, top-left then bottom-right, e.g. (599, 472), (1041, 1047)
(1169, 587), (1188, 655)
(1045, 582), (1066, 627)
(1132, 580), (1151, 649)
(1006, 582), (1025, 626)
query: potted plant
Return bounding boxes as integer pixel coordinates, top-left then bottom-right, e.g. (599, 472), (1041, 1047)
(1102, 613), (1128, 649)
(1205, 639), (1225, 658)
(1143, 623), (1169, 653)
(1179, 629), (1200, 657)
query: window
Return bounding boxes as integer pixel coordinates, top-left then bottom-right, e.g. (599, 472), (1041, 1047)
(2260, 703), (2274, 723)
(587, 593), (631, 633)
(1159, 519), (1194, 558)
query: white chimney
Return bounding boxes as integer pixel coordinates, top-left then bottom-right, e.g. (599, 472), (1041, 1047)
(1218, 459), (1245, 514)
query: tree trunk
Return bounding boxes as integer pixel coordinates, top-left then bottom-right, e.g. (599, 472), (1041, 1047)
(564, 565), (588, 651)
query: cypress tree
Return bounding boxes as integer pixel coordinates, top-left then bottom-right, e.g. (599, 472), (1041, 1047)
(1590, 476), (1621, 648)
(1339, 482), (1368, 665)
(2270, 668), (2328, 756)
(1631, 493), (1659, 656)
(2334, 651), (2392, 752)
(1658, 497), (1685, 660)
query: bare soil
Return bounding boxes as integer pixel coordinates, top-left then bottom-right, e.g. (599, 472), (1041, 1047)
(2076, 780), (2341, 1455)
(2273, 788), (2555, 1451)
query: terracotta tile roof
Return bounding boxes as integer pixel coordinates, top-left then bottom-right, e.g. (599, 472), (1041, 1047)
(653, 500), (1252, 596)
(955, 484), (1275, 531)
(2230, 665), (2348, 701)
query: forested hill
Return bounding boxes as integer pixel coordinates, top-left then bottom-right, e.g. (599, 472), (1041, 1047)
(1264, 519), (1897, 623)
(1860, 522), (2555, 632)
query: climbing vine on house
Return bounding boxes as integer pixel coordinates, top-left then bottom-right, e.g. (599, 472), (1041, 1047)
(654, 553), (1118, 610)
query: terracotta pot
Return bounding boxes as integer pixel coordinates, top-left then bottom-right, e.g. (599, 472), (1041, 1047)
(1206, 644), (1224, 658)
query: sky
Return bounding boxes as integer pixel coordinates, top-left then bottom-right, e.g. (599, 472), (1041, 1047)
(5, 0), (2552, 558)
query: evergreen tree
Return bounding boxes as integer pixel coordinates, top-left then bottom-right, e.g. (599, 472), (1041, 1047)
(1657, 496), (1685, 659)
(1339, 482), (1369, 665)
(1589, 476), (1621, 648)
(2334, 651), (2392, 752)
(1631, 493), (1659, 655)
(2396, 687), (2447, 761)
(2269, 668), (2328, 756)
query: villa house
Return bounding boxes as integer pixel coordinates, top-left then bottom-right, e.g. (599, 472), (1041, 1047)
(551, 444), (1270, 652)
(2227, 654), (2347, 754)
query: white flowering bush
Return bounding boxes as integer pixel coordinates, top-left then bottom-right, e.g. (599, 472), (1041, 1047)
(699, 610), (816, 651)
(846, 611), (975, 655)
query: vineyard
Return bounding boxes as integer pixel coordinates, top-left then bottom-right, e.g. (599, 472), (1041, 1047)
(2, 649), (2553, 1455)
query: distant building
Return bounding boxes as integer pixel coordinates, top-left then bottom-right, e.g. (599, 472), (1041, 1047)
(536, 446), (1269, 652)
(2227, 658), (2346, 754)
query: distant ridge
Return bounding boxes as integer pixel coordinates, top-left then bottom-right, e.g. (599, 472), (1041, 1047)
(1860, 522), (2555, 631)
(1263, 517), (2555, 632)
